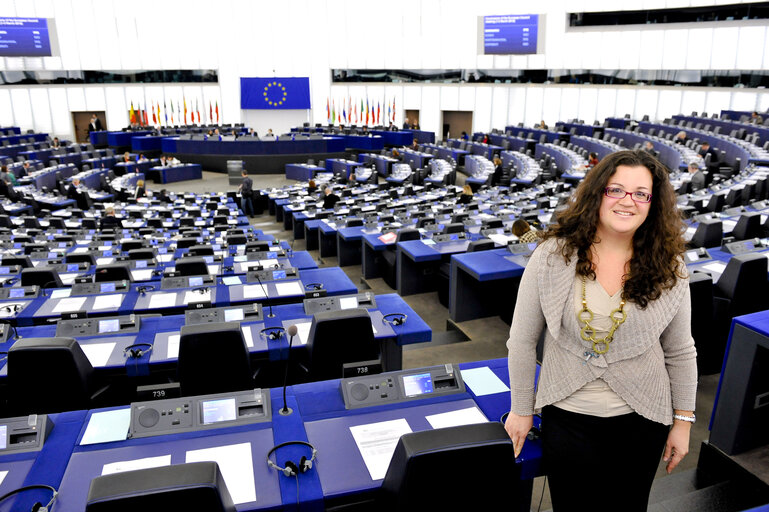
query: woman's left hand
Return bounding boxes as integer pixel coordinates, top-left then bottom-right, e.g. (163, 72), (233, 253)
(663, 422), (691, 474)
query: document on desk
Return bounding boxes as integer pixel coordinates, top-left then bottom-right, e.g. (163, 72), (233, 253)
(157, 254), (174, 263)
(183, 289), (211, 304)
(702, 261), (727, 276)
(186, 442), (256, 505)
(242, 284), (267, 299)
(349, 418), (412, 481)
(59, 274), (78, 285)
(275, 281), (303, 297)
(0, 470), (7, 486)
(131, 269), (154, 281)
(166, 334), (180, 358)
(96, 257), (115, 265)
(50, 288), (71, 299)
(241, 325), (254, 347)
(80, 342), (116, 367)
(281, 320), (311, 345)
(425, 406), (488, 430)
(460, 366), (510, 396)
(259, 259), (279, 268)
(149, 293), (177, 309)
(488, 233), (515, 246)
(223, 276), (243, 286)
(53, 297), (87, 313)
(723, 219), (738, 232)
(80, 408), (131, 445)
(92, 294), (123, 311)
(102, 454), (171, 476)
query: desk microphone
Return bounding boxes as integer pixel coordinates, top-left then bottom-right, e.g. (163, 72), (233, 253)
(280, 324), (298, 416)
(255, 274), (274, 318)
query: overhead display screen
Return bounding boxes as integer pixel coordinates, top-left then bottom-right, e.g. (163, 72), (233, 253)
(483, 15), (539, 55)
(0, 18), (52, 57)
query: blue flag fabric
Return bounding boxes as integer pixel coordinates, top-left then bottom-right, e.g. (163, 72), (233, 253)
(240, 77), (311, 109)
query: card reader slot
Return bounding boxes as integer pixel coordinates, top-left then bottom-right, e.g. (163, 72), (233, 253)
(433, 376), (457, 390)
(238, 404), (264, 417)
(10, 432), (37, 445)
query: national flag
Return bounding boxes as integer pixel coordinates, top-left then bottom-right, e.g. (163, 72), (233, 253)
(387, 101), (390, 125)
(326, 98), (330, 123)
(360, 99), (363, 124)
(177, 101), (181, 124)
(164, 101), (168, 125)
(184, 97), (188, 124)
(365, 98), (369, 125)
(343, 105), (347, 124)
(377, 102), (380, 124)
(331, 99), (335, 125)
(151, 103), (156, 125)
(129, 102), (136, 124)
(196, 99), (201, 124)
(215, 101), (219, 123)
(170, 101), (175, 124)
(392, 98), (396, 122)
(352, 99), (357, 124)
(142, 105), (149, 126)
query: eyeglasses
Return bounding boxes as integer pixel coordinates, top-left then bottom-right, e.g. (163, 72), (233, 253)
(604, 187), (652, 203)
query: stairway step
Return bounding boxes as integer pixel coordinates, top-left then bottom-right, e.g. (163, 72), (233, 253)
(648, 480), (757, 512)
(648, 469), (703, 505)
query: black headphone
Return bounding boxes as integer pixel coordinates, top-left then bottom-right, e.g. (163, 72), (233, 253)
(123, 343), (153, 358)
(0, 303), (22, 316)
(260, 327), (285, 341)
(382, 313), (407, 326)
(304, 282), (324, 291)
(0, 484), (58, 512)
(137, 285), (156, 295)
(266, 441), (318, 477)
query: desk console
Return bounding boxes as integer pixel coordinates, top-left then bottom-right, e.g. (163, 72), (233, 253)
(0, 286), (38, 299)
(246, 267), (298, 283)
(71, 280), (131, 295)
(303, 292), (376, 315)
(342, 364), (465, 409)
(129, 389), (271, 439)
(684, 247), (712, 264)
(186, 303), (263, 325)
(245, 249), (286, 259)
(56, 314), (143, 337)
(0, 414), (53, 454)
(507, 242), (534, 256)
(722, 238), (767, 256)
(161, 275), (216, 290)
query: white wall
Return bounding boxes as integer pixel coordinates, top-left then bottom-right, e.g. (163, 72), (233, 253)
(241, 110), (309, 137)
(0, 0), (767, 139)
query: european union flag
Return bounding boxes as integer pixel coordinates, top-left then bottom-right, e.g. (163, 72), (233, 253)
(240, 77), (311, 110)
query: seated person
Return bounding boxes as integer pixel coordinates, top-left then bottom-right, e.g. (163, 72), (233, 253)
(67, 178), (81, 200)
(308, 179), (318, 195)
(0, 176), (19, 201)
(492, 156), (503, 185)
(322, 187), (340, 209)
(137, 153), (149, 162)
(456, 184), (473, 205)
(411, 138), (419, 151)
(156, 188), (171, 203)
(588, 152), (599, 167)
(698, 141), (719, 172)
(512, 219), (540, 243)
(643, 141), (656, 155)
(134, 179), (146, 200)
(100, 206), (122, 230)
(51, 137), (61, 149)
(674, 131), (688, 145)
(0, 165), (17, 187)
(122, 152), (132, 163)
(688, 161), (706, 192)
(461, 131), (469, 141)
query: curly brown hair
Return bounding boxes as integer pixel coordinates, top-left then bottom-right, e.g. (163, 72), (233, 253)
(543, 150), (686, 308)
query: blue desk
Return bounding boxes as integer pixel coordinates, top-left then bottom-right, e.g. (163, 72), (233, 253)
(449, 247), (528, 323)
(285, 163), (324, 181)
(370, 130), (412, 146)
(403, 129), (435, 144)
(396, 239), (471, 296)
(114, 160), (155, 177)
(89, 131), (109, 147)
(325, 158), (361, 179)
(131, 135), (165, 152)
(155, 164), (203, 184)
(107, 131), (153, 148)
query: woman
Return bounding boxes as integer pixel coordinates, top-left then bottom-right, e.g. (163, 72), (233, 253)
(456, 184), (473, 204)
(588, 151), (599, 167)
(504, 150), (696, 512)
(511, 219), (539, 244)
(307, 179), (318, 195)
(492, 156), (503, 186)
(134, 179), (146, 199)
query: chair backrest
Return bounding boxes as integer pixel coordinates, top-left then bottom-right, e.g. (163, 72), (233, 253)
(2, 255), (32, 268)
(380, 422), (516, 509)
(20, 268), (63, 288)
(175, 256), (209, 276)
(715, 252), (769, 315)
(396, 228), (421, 242)
(66, 253), (96, 265)
(690, 219), (722, 248)
(178, 322), (252, 396)
(128, 248), (156, 261)
(706, 193), (725, 213)
(346, 218), (364, 227)
(731, 212), (762, 240)
(121, 240), (146, 252)
(94, 263), (132, 282)
(308, 309), (378, 381)
(177, 237), (200, 249)
(226, 234), (247, 246)
(8, 337), (94, 415)
(245, 241), (270, 252)
(188, 244), (215, 257)
(467, 239), (495, 252)
(442, 223), (464, 234)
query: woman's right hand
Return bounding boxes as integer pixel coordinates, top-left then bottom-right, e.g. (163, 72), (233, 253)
(504, 412), (533, 458)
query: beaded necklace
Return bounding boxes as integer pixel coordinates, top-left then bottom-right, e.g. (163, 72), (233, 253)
(577, 275), (626, 355)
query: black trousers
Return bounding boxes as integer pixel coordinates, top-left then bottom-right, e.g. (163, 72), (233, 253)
(542, 405), (669, 512)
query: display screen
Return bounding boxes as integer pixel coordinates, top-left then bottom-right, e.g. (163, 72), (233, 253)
(266, 251), (277, 259)
(103, 250), (113, 257)
(449, 233), (459, 241)
(339, 296), (359, 310)
(67, 264), (79, 272)
(98, 318), (120, 333)
(483, 14), (539, 55)
(402, 372), (434, 397)
(189, 276), (203, 287)
(201, 398), (237, 424)
(100, 282), (116, 293)
(0, 18), (52, 57)
(0, 425), (6, 450)
(224, 308), (244, 322)
(203, 256), (214, 264)
(9, 288), (24, 298)
(135, 260), (147, 268)
(0, 267), (8, 274)
(272, 270), (286, 280)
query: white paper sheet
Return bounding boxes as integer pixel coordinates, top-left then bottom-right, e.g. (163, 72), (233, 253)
(185, 443), (256, 505)
(149, 293), (177, 309)
(60, 274), (78, 285)
(53, 297), (87, 313)
(488, 233), (515, 246)
(207, 265), (220, 275)
(0, 470), (7, 486)
(80, 342), (116, 367)
(275, 281), (302, 297)
(223, 276), (242, 286)
(81, 408), (131, 445)
(702, 261), (727, 275)
(258, 259), (279, 268)
(723, 220), (738, 232)
(242, 285), (267, 299)
(102, 455), (172, 476)
(283, 321), (312, 345)
(166, 334), (180, 358)
(425, 407), (488, 430)
(460, 367), (510, 396)
(339, 297), (359, 310)
(349, 419), (412, 480)
(50, 288), (71, 299)
(96, 257), (115, 265)
(183, 289), (211, 304)
(241, 326), (254, 347)
(92, 294), (123, 311)
(131, 269), (154, 281)
(157, 254), (174, 263)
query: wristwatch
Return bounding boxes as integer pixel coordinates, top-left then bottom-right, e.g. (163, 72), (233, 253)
(673, 413), (696, 423)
